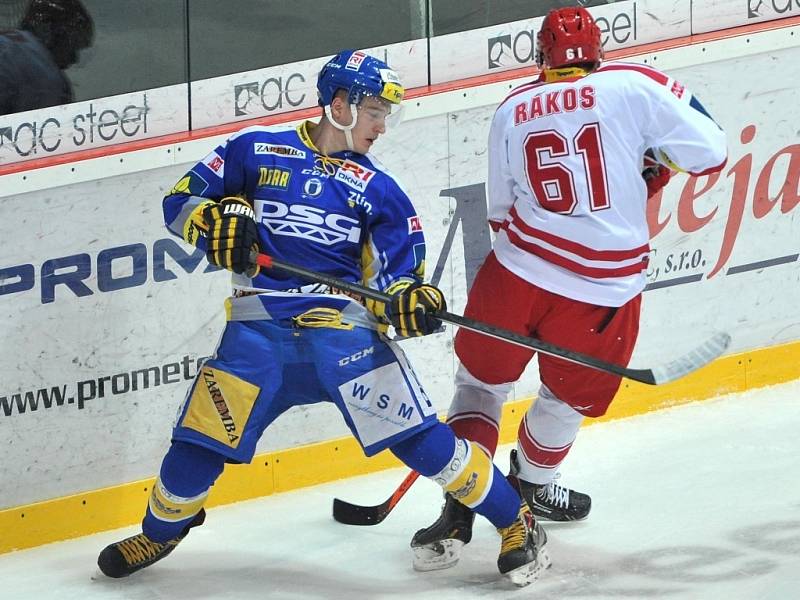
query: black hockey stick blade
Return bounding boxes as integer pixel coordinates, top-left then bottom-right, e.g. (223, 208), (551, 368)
(252, 252), (731, 386)
(332, 471), (420, 526)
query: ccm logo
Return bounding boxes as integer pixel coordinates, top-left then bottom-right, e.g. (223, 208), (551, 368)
(338, 346), (375, 366)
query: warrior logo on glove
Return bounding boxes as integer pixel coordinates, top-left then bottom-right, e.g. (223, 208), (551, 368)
(202, 197), (261, 277)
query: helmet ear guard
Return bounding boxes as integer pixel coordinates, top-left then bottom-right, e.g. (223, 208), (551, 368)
(536, 7), (603, 70)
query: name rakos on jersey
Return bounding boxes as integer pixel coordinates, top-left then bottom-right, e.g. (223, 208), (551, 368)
(514, 85), (596, 125)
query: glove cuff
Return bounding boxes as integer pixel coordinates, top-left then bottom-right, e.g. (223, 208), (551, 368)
(182, 199), (215, 246)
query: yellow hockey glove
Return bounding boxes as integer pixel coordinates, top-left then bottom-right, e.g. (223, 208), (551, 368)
(202, 197), (260, 277)
(385, 282), (446, 337)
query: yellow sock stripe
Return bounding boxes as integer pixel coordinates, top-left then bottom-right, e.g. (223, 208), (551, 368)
(438, 440), (494, 509)
(148, 478), (208, 523)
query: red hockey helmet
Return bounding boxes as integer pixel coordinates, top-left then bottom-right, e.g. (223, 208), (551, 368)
(537, 7), (603, 69)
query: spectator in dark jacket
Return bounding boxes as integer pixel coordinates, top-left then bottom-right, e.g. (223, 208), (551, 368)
(0, 0), (93, 115)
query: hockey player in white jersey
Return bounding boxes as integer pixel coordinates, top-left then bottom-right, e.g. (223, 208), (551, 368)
(412, 6), (727, 570)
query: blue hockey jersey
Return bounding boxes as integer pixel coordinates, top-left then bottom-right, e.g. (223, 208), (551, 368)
(163, 121), (428, 324)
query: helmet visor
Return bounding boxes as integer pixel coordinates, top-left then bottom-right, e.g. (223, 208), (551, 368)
(357, 96), (404, 129)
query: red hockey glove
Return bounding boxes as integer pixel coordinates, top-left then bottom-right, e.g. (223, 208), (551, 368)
(642, 149), (673, 198)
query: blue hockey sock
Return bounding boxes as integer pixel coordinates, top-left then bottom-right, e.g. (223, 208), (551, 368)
(142, 441), (225, 542)
(390, 421), (454, 476)
(480, 466), (520, 527)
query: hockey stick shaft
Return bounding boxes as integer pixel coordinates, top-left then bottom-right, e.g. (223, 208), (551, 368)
(332, 470), (420, 526)
(253, 252), (730, 385)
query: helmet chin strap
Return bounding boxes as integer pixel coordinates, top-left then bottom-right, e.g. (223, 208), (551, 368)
(324, 103), (359, 152)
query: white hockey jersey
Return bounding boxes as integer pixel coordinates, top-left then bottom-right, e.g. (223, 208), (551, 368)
(487, 62), (727, 307)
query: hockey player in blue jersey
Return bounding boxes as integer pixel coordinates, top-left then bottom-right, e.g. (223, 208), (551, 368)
(97, 50), (549, 587)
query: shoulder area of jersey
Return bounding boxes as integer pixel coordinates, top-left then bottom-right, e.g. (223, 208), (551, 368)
(227, 123), (298, 144)
(224, 124), (314, 159)
(592, 61), (673, 85)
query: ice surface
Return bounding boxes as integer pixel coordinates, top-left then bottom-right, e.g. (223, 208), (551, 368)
(1, 380), (799, 599)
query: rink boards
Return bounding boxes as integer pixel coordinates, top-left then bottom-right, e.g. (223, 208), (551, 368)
(1, 18), (799, 553)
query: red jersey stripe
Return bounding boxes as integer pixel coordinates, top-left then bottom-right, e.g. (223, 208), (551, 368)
(508, 206), (650, 261)
(502, 225), (648, 278)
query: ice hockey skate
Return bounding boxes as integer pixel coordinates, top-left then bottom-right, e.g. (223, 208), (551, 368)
(97, 509), (206, 578)
(497, 499), (551, 586)
(509, 449), (591, 521)
(410, 493), (475, 571)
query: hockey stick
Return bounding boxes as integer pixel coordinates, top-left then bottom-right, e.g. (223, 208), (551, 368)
(332, 470), (420, 525)
(253, 251), (730, 386)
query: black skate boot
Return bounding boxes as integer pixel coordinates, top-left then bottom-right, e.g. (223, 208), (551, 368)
(509, 449), (591, 521)
(97, 509), (206, 578)
(410, 494), (475, 571)
(497, 499), (551, 586)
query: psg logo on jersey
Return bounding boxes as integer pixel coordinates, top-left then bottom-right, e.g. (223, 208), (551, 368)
(303, 177), (324, 198)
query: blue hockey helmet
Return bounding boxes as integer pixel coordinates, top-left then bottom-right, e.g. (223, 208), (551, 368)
(317, 50), (405, 108)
